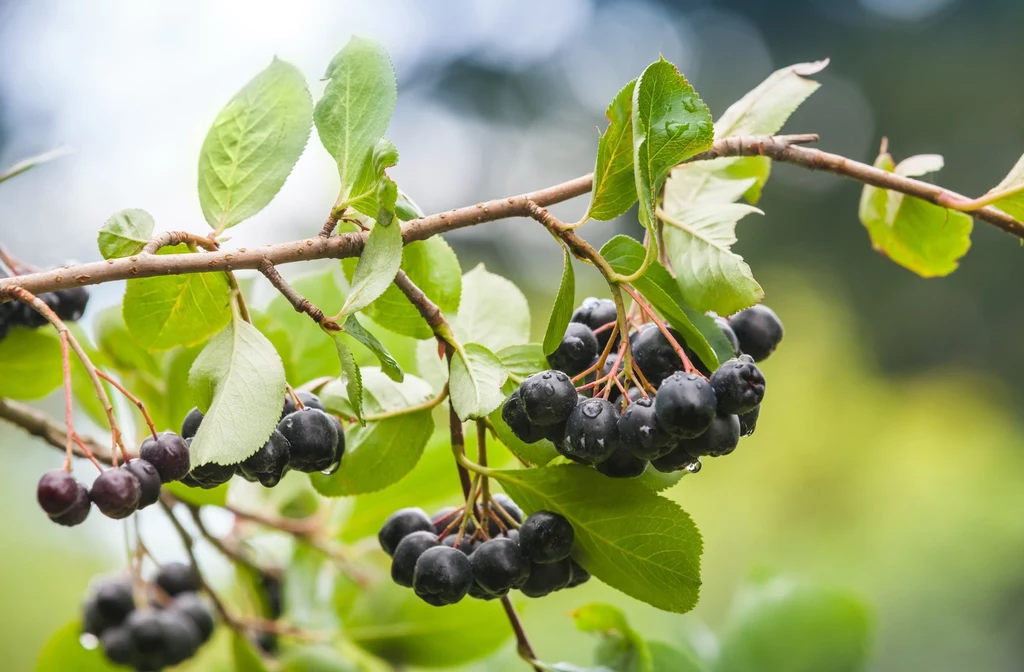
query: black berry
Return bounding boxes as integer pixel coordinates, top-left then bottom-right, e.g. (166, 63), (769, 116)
(547, 322), (599, 376)
(654, 372), (717, 438)
(617, 398), (673, 460)
(391, 531), (439, 587)
(520, 558), (572, 597)
(519, 370), (578, 427)
(187, 461), (235, 489)
(90, 469), (141, 519)
(572, 297), (618, 351)
(49, 482), (91, 526)
(239, 430), (291, 487)
(728, 305), (783, 361)
(123, 459), (161, 509)
(413, 546), (474, 606)
(710, 357), (765, 415)
(172, 593), (215, 643)
(54, 286), (90, 322)
(159, 609), (202, 666)
(715, 316), (740, 355)
(492, 493), (523, 525)
(650, 443), (700, 473)
(139, 431), (190, 483)
(631, 324), (684, 387)
(567, 559), (591, 588)
(501, 389), (546, 444)
(180, 408), (204, 440)
(519, 511), (574, 564)
(595, 445), (648, 478)
(544, 420), (568, 447)
(155, 562), (201, 597)
(37, 469), (81, 516)
(471, 538), (530, 595)
(83, 576), (135, 636)
(100, 625), (137, 666)
(277, 408), (339, 473)
(19, 292), (60, 328)
(442, 534), (480, 555)
(379, 507), (434, 556)
(281, 391), (326, 419)
(739, 405), (760, 436)
(679, 413), (741, 458)
(562, 398), (620, 464)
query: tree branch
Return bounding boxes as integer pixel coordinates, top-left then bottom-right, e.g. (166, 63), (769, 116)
(0, 397), (116, 463)
(257, 259), (335, 328)
(3, 133), (1021, 299)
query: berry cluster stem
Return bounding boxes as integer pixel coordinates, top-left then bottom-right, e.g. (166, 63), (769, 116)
(96, 370), (159, 441)
(621, 284), (701, 377)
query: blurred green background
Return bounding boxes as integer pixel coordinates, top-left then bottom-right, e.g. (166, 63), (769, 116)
(3, 0), (1024, 670)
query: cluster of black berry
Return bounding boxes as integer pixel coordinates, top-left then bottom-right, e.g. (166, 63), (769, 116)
(82, 563), (215, 671)
(178, 391), (345, 489)
(378, 499), (589, 606)
(503, 298), (783, 477)
(0, 266), (89, 340)
(36, 432), (189, 526)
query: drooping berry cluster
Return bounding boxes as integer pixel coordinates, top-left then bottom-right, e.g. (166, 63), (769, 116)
(0, 266), (89, 340)
(179, 391), (345, 490)
(379, 499), (589, 606)
(503, 298), (783, 477)
(37, 433), (187, 526)
(82, 563), (215, 671)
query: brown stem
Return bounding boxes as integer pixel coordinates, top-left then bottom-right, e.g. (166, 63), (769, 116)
(141, 230), (219, 254)
(258, 260), (336, 329)
(446, 350), (472, 501)
(97, 370), (159, 440)
(0, 397), (115, 463)
(500, 596), (542, 671)
(186, 504), (266, 577)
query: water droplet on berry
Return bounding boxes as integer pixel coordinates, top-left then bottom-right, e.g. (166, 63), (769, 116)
(581, 401), (601, 418)
(542, 383), (555, 396)
(79, 633), (99, 650)
(685, 459), (702, 474)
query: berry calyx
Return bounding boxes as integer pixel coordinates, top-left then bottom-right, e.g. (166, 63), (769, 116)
(710, 356), (766, 415)
(571, 297), (618, 351)
(90, 469), (141, 519)
(518, 511), (574, 564)
(471, 538), (530, 594)
(617, 398), (673, 460)
(412, 546), (474, 606)
(122, 459), (162, 509)
(547, 322), (599, 376)
(155, 562), (201, 597)
(520, 558), (572, 598)
(728, 304), (783, 361)
(379, 507), (435, 556)
(37, 469), (81, 516)
(501, 389), (547, 444)
(392, 531), (440, 587)
(139, 432), (190, 483)
(654, 372), (717, 438)
(277, 408), (339, 473)
(562, 398), (620, 464)
(519, 370), (578, 427)
(238, 430), (291, 487)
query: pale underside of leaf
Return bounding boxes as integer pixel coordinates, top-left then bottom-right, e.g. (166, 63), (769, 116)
(449, 343), (508, 421)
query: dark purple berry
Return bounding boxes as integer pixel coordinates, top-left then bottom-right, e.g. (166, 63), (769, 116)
(122, 459), (161, 509)
(562, 398), (619, 464)
(520, 558), (572, 597)
(728, 305), (783, 361)
(654, 372), (717, 438)
(90, 469), (141, 519)
(442, 534), (480, 555)
(710, 357), (765, 415)
(49, 482), (91, 526)
(139, 432), (190, 483)
(281, 391), (326, 420)
(547, 322), (599, 376)
(681, 413), (741, 457)
(567, 559), (591, 588)
(160, 609), (202, 666)
(379, 507), (434, 556)
(54, 287), (90, 322)
(471, 538), (530, 594)
(172, 593), (215, 643)
(392, 531), (440, 587)
(631, 324), (684, 388)
(501, 389), (546, 444)
(187, 461), (235, 489)
(572, 297), (619, 351)
(239, 430), (291, 487)
(155, 562), (200, 597)
(739, 405), (760, 436)
(594, 445), (648, 478)
(617, 398), (673, 460)
(519, 511), (574, 564)
(37, 469), (80, 516)
(180, 408), (203, 440)
(277, 408), (338, 473)
(413, 546), (474, 606)
(519, 370), (578, 427)
(100, 626), (138, 666)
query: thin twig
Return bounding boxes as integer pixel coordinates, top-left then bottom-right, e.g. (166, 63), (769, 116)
(258, 260), (336, 329)
(0, 397), (115, 463)
(97, 370), (159, 440)
(501, 596), (543, 672)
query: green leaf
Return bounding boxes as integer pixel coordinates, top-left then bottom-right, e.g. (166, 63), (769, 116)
(858, 151), (972, 277)
(395, 189), (424, 221)
(357, 237), (462, 340)
(572, 603), (652, 672)
(0, 327), (62, 399)
(648, 642), (709, 672)
(600, 235), (719, 370)
(96, 208), (155, 259)
(340, 219), (403, 316)
(449, 343), (508, 421)
(456, 264), (530, 352)
(496, 343), (548, 384)
(312, 369), (435, 496)
(494, 464), (702, 613)
(349, 138), (400, 225)
(638, 468), (683, 492)
(315, 37), (397, 206)
(123, 244), (232, 351)
(342, 570), (512, 667)
(633, 58), (714, 233)
(279, 646), (358, 672)
(188, 308), (287, 466)
(36, 621), (119, 672)
(490, 381), (560, 467)
(341, 314), (403, 382)
(543, 245), (576, 356)
(330, 334), (363, 423)
(164, 480), (229, 507)
(983, 152), (1024, 222)
(538, 664), (616, 672)
(713, 577), (871, 672)
(660, 204), (765, 316)
(666, 60), (827, 206)
(232, 632), (271, 672)
(95, 305), (162, 377)
(198, 59), (311, 232)
(588, 79), (638, 221)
